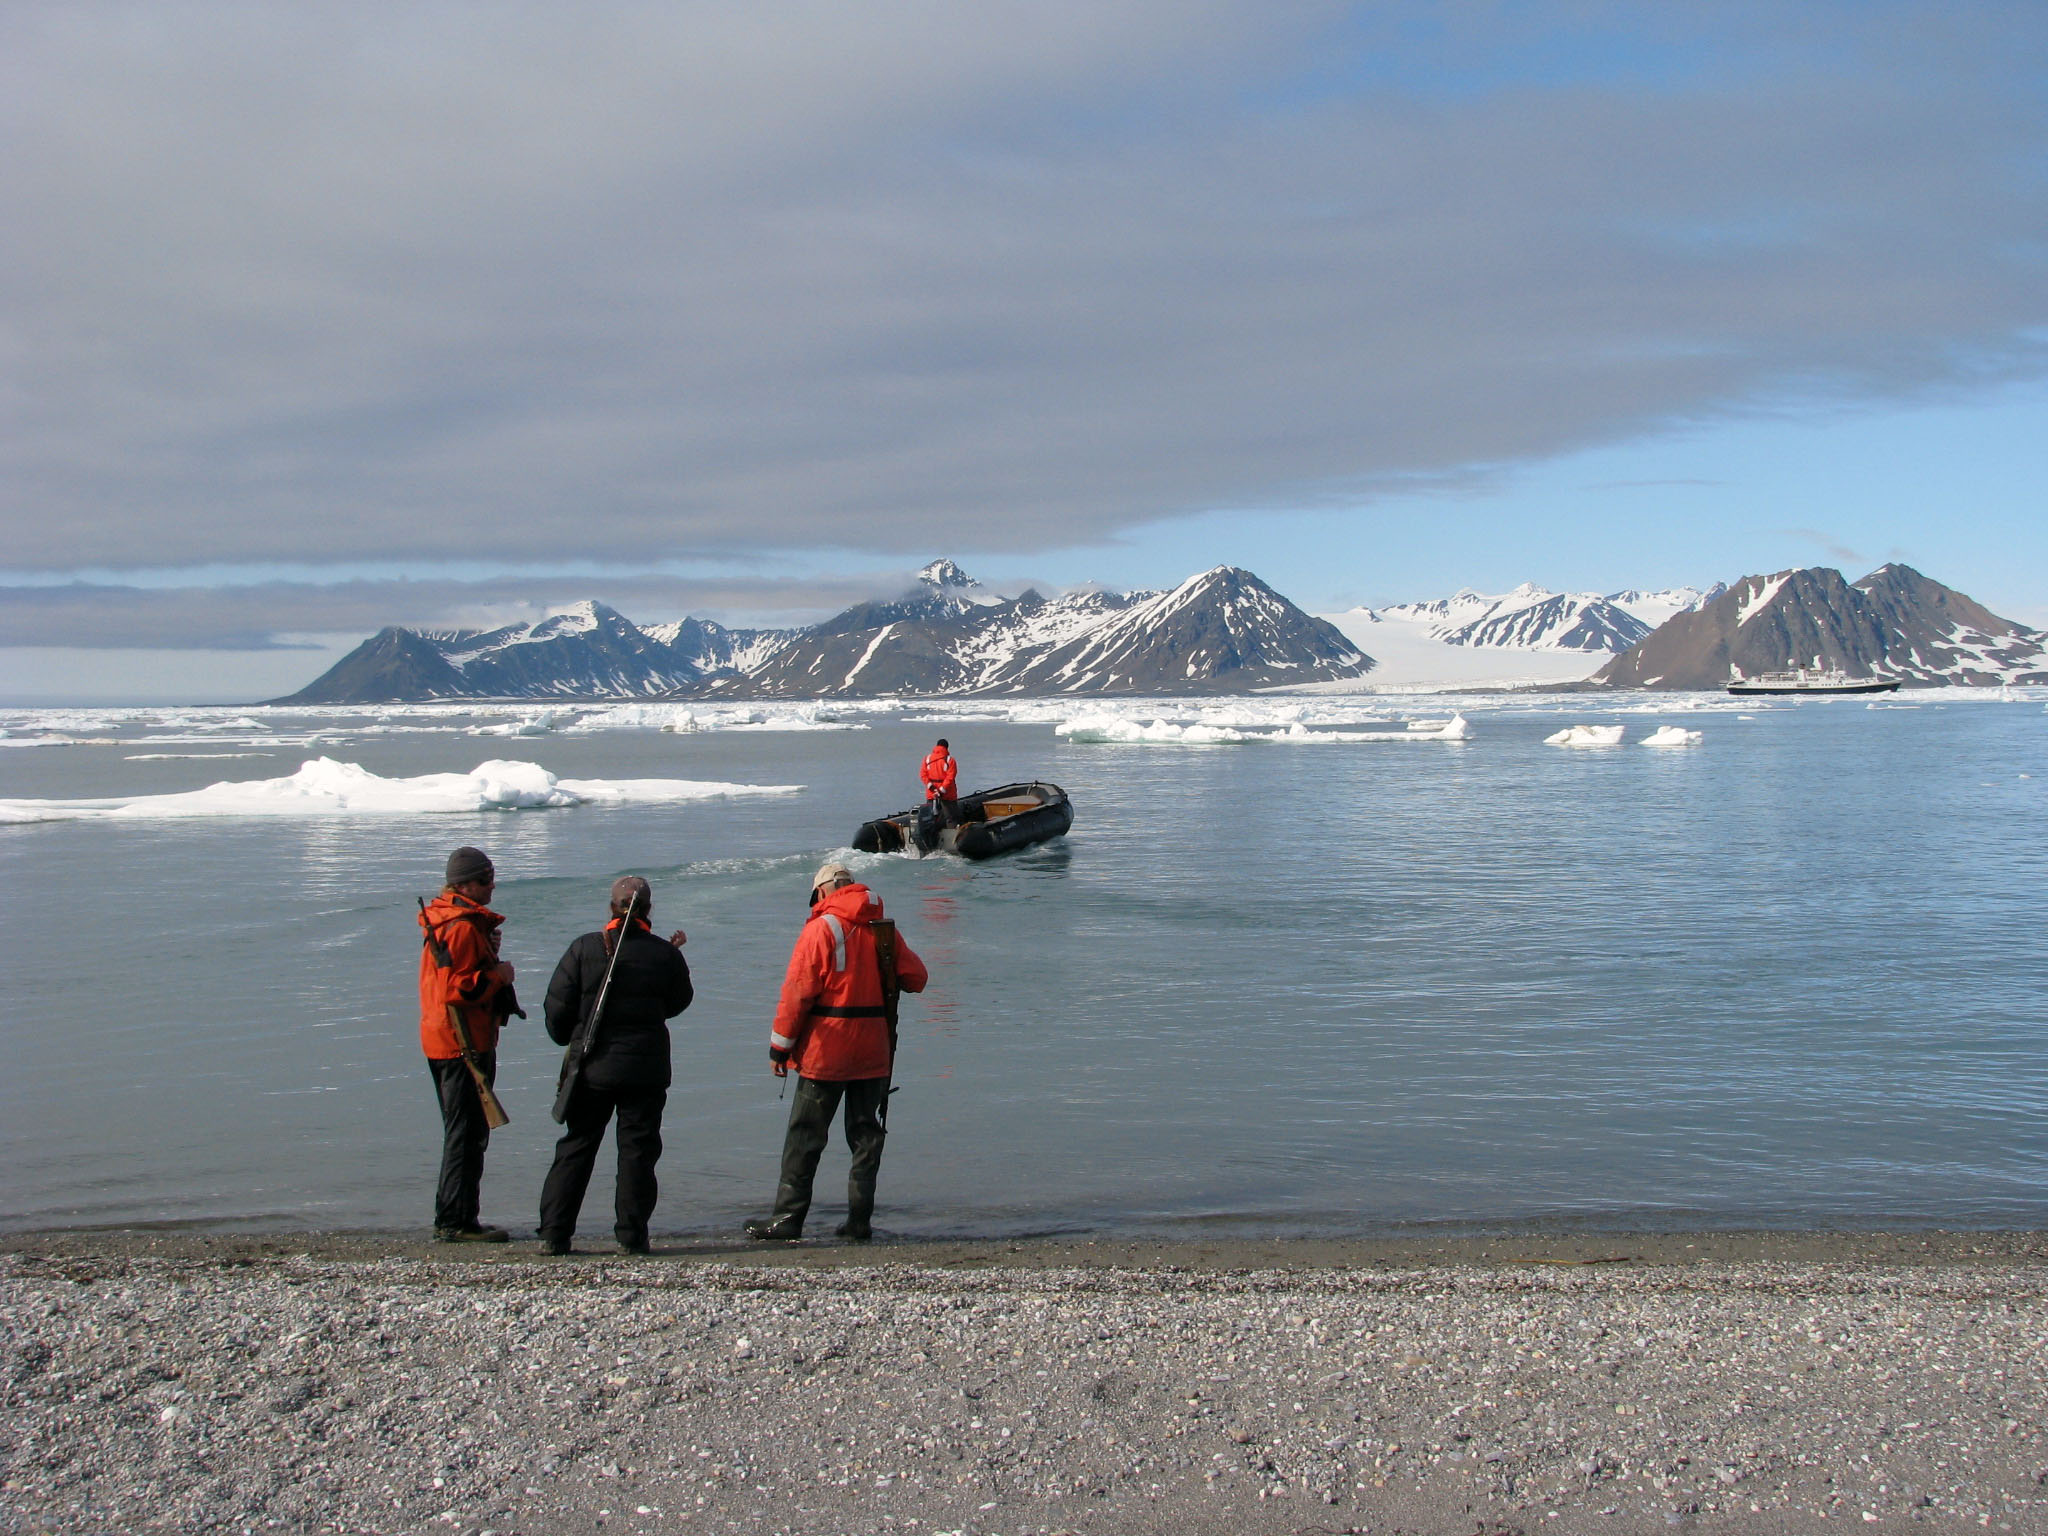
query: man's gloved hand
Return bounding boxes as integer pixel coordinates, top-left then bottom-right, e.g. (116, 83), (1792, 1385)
(770, 1046), (791, 1077)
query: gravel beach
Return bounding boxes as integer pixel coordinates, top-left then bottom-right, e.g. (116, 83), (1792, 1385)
(4, 1230), (2046, 1535)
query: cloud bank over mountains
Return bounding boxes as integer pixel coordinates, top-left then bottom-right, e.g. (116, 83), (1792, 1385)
(4, 0), (2046, 635)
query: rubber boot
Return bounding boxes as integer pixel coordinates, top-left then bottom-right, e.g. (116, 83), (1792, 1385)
(744, 1177), (810, 1241)
(835, 1168), (875, 1241)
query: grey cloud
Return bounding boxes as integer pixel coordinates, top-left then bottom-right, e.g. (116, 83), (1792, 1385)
(2, 2), (2045, 573)
(0, 571), (907, 649)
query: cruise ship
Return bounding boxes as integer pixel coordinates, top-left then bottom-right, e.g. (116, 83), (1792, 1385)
(1726, 664), (1901, 696)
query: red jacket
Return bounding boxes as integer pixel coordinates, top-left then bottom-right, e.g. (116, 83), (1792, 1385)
(770, 883), (928, 1081)
(920, 746), (957, 801)
(418, 892), (508, 1059)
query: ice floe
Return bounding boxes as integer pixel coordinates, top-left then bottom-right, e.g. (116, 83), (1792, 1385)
(1640, 726), (1703, 747)
(1055, 712), (1470, 744)
(0, 758), (802, 823)
(557, 702), (869, 733)
(1545, 724), (1627, 747)
(468, 711), (561, 737)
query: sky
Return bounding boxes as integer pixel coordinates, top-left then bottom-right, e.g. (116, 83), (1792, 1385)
(3, 1), (2046, 702)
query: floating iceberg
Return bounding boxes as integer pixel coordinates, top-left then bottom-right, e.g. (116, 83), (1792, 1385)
(469, 711), (560, 737)
(0, 757), (803, 823)
(1545, 724), (1626, 747)
(1641, 726), (1703, 747)
(1057, 714), (1253, 743)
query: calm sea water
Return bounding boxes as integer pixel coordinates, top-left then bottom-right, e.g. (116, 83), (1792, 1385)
(1, 694), (2043, 1238)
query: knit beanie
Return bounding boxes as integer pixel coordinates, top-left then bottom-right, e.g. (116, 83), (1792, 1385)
(445, 846), (494, 886)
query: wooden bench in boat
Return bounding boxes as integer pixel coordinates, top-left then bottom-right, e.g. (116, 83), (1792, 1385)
(975, 798), (1039, 819)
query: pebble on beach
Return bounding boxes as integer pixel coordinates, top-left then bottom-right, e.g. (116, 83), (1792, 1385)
(4, 1244), (2047, 1535)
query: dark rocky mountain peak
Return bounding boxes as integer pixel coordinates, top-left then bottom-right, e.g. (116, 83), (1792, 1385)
(702, 563), (1372, 698)
(279, 626), (471, 704)
(1594, 564), (2046, 689)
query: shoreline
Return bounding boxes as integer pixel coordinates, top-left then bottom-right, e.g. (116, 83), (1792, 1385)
(6, 1230), (2046, 1534)
(7, 1224), (2048, 1271)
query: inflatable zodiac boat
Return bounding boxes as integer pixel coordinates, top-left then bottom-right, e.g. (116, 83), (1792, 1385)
(851, 781), (1073, 860)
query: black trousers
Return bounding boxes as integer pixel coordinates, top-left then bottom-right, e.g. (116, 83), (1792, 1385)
(538, 1080), (668, 1245)
(768, 1075), (889, 1231)
(429, 1052), (495, 1231)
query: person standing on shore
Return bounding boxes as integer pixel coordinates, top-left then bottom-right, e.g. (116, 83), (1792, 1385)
(538, 876), (693, 1256)
(418, 846), (517, 1243)
(745, 862), (928, 1243)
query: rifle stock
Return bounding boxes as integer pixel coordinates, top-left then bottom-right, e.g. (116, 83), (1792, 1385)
(448, 1003), (512, 1130)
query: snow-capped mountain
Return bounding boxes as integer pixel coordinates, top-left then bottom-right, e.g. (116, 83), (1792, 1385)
(1440, 593), (1649, 652)
(1606, 585), (1728, 629)
(282, 600), (791, 704)
(1004, 568), (1368, 693)
(279, 564), (1373, 702)
(1594, 564), (2048, 688)
(1368, 583), (1722, 653)
(427, 601), (700, 697)
(714, 566), (1373, 697)
(640, 615), (795, 676)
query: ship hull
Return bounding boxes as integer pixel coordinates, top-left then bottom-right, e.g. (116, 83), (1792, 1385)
(1726, 678), (1901, 696)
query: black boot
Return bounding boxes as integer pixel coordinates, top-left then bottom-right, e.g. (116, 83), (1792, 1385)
(752, 1081), (830, 1241)
(434, 1222), (509, 1244)
(836, 1173), (875, 1242)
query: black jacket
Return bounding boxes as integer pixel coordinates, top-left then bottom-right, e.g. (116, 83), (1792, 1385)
(544, 924), (693, 1088)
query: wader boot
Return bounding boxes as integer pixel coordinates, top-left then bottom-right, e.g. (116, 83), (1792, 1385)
(836, 1170), (876, 1242)
(835, 1078), (888, 1241)
(744, 1077), (830, 1239)
(745, 1075), (890, 1240)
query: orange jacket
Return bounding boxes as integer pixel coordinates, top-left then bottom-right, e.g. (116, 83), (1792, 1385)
(770, 883), (929, 1081)
(418, 891), (508, 1059)
(920, 746), (957, 801)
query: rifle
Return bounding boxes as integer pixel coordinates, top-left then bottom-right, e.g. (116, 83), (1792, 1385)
(418, 897), (511, 1130)
(870, 917), (902, 1062)
(553, 887), (641, 1124)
